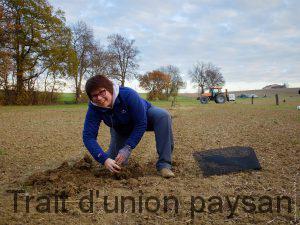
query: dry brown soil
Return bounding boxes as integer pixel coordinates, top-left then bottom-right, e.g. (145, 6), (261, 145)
(0, 99), (299, 224)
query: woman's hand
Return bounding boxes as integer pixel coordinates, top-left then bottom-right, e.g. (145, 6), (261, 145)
(104, 158), (121, 173)
(115, 145), (131, 165)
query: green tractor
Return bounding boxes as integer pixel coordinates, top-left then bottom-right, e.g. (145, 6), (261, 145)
(198, 86), (228, 104)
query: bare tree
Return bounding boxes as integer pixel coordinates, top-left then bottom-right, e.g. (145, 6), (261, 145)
(189, 62), (225, 95)
(205, 63), (225, 88)
(107, 34), (139, 86)
(158, 65), (186, 98)
(189, 61), (207, 96)
(89, 44), (116, 77)
(71, 21), (95, 103)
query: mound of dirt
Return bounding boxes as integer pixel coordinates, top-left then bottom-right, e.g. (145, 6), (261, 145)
(24, 154), (144, 197)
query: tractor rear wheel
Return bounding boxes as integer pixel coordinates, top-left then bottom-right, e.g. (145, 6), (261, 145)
(215, 94), (226, 104)
(200, 96), (209, 104)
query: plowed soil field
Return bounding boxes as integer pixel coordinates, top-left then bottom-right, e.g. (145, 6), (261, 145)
(0, 97), (299, 224)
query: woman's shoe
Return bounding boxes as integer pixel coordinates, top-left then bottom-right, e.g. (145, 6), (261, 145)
(159, 168), (175, 178)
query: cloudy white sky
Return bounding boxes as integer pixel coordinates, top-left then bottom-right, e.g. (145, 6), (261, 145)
(49, 0), (300, 92)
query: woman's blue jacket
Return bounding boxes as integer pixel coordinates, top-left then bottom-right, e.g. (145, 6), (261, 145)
(82, 86), (152, 164)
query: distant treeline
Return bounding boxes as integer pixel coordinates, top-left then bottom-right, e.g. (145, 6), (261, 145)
(0, 0), (225, 105)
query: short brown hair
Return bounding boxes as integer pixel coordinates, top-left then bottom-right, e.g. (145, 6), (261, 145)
(85, 75), (113, 100)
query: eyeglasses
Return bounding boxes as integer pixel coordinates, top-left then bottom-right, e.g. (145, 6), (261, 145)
(91, 89), (106, 100)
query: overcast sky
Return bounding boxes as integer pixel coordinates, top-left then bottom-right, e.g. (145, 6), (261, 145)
(49, 0), (300, 92)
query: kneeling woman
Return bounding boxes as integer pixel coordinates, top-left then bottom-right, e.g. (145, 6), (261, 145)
(82, 75), (174, 178)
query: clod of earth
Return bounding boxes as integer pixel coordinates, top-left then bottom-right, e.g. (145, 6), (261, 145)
(23, 154), (144, 197)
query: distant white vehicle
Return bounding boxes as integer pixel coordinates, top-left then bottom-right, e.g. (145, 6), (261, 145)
(248, 94), (258, 98)
(228, 93), (236, 101)
(238, 93), (259, 98)
(297, 106), (300, 110)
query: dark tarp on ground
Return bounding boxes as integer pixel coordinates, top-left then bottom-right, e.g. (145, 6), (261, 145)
(193, 146), (261, 177)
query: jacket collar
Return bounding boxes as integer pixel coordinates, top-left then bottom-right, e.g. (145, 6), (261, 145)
(112, 81), (119, 106)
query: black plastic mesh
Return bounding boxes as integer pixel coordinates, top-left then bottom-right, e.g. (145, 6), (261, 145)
(193, 146), (261, 177)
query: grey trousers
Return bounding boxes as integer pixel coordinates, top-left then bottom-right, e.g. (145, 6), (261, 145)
(106, 106), (174, 170)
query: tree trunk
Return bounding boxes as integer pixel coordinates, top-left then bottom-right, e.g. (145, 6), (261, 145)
(4, 88), (10, 105)
(3, 73), (10, 105)
(75, 87), (81, 104)
(43, 73), (49, 104)
(16, 72), (24, 92)
(201, 85), (204, 94)
(50, 88), (54, 103)
(50, 76), (57, 103)
(16, 70), (25, 104)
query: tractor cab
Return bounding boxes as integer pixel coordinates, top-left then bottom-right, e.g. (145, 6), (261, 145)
(202, 86), (223, 97)
(199, 86), (228, 104)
